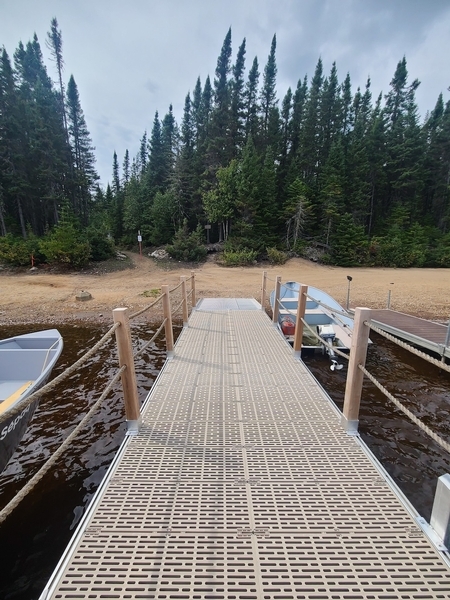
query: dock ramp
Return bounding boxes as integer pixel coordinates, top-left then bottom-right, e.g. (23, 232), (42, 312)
(40, 301), (450, 599)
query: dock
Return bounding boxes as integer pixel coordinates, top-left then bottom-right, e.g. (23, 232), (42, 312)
(40, 299), (450, 599)
(369, 309), (450, 359)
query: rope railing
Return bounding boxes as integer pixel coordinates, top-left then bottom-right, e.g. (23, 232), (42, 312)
(367, 321), (450, 375)
(171, 297), (185, 315)
(274, 284), (353, 322)
(1, 322), (121, 422)
(0, 365), (126, 526)
(358, 363), (450, 454)
(1, 272), (198, 524)
(129, 293), (164, 320)
(269, 277), (450, 467)
(341, 307), (450, 468)
(280, 281), (294, 292)
(134, 319), (167, 360)
(306, 293), (353, 320)
(273, 292), (350, 362)
(169, 280), (184, 294)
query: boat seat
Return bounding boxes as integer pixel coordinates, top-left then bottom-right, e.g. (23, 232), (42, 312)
(0, 381), (34, 410)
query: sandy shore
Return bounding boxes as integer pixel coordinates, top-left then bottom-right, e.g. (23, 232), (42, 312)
(0, 253), (448, 326)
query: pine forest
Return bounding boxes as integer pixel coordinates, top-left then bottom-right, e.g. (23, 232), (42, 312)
(1, 22), (450, 268)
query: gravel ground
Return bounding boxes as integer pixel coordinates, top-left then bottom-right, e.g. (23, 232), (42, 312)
(0, 253), (448, 326)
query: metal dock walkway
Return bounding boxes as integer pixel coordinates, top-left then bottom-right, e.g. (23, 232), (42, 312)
(370, 309), (450, 359)
(41, 300), (450, 599)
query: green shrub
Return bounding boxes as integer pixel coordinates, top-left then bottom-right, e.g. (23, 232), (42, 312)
(0, 233), (41, 266)
(166, 221), (207, 262)
(39, 222), (91, 268)
(266, 247), (287, 265)
(221, 248), (257, 266)
(87, 230), (115, 261)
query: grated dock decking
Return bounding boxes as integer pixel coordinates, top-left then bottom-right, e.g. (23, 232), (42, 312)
(41, 301), (450, 599)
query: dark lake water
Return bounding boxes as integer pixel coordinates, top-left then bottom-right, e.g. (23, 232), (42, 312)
(0, 322), (449, 599)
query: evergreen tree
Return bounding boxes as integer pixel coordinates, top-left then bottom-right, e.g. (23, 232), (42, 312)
(208, 28), (233, 168)
(66, 74), (98, 224)
(424, 95), (450, 231)
(331, 213), (368, 266)
(289, 76), (308, 162)
(122, 149), (130, 186)
(318, 62), (340, 166)
(383, 58), (424, 222)
(0, 48), (28, 237)
(112, 151), (120, 195)
(230, 38), (246, 156)
(345, 80), (372, 226)
(244, 57), (260, 143)
(46, 17), (68, 139)
(173, 93), (196, 227)
(147, 111), (165, 194)
(260, 35), (278, 140)
(319, 140), (346, 245)
(138, 131), (148, 175)
(298, 58), (323, 186)
(110, 151), (123, 240)
(13, 36), (68, 234)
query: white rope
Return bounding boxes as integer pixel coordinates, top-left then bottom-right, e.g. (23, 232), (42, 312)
(306, 293), (353, 319)
(359, 364), (450, 454)
(0, 365), (126, 525)
(129, 293), (164, 320)
(134, 319), (167, 359)
(367, 321), (450, 374)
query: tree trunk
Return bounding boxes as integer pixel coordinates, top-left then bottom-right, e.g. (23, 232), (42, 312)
(17, 197), (27, 239)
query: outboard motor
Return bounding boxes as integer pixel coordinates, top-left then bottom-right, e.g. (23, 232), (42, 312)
(318, 324), (343, 371)
(318, 324), (335, 344)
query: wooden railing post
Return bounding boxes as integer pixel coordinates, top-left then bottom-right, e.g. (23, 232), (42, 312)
(341, 307), (371, 433)
(272, 276), (281, 325)
(162, 284), (174, 358)
(181, 276), (189, 326)
(261, 270), (267, 311)
(293, 285), (308, 358)
(112, 308), (141, 435)
(191, 271), (196, 308)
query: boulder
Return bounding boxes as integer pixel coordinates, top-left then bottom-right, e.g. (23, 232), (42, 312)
(76, 290), (92, 301)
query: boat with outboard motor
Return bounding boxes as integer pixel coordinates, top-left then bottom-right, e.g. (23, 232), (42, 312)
(270, 281), (364, 369)
(0, 329), (63, 472)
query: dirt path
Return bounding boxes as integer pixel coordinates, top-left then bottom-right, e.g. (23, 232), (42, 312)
(0, 253), (448, 325)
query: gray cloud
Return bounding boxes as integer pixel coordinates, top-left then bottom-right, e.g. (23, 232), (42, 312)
(1, 0), (449, 186)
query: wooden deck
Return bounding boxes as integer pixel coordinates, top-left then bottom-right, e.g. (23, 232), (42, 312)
(370, 309), (450, 359)
(40, 301), (450, 599)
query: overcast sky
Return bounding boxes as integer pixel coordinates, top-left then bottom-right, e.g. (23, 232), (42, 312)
(1, 0), (450, 187)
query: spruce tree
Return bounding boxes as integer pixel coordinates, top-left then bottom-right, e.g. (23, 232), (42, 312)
(230, 38), (246, 156)
(147, 111), (165, 194)
(299, 58), (323, 186)
(260, 35), (278, 140)
(66, 74), (98, 224)
(46, 17), (68, 139)
(208, 28), (233, 168)
(122, 149), (130, 185)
